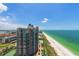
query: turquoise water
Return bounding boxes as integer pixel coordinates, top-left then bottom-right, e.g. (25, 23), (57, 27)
(43, 30), (79, 55)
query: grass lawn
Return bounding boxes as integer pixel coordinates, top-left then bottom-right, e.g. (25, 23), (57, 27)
(0, 43), (11, 48)
(4, 49), (16, 56)
(0, 43), (15, 48)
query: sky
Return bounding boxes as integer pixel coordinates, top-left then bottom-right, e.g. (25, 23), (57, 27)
(0, 3), (79, 30)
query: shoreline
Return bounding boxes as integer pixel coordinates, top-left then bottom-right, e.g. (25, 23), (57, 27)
(43, 32), (75, 56)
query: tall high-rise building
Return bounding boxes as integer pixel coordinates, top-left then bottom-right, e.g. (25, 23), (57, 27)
(16, 24), (39, 56)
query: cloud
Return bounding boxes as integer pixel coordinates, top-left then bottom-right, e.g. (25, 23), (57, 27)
(0, 16), (26, 30)
(41, 18), (48, 23)
(0, 3), (8, 13)
(0, 18), (7, 22)
(0, 16), (10, 22)
(0, 4), (26, 30)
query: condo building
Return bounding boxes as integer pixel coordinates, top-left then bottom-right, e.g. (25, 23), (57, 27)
(16, 24), (39, 56)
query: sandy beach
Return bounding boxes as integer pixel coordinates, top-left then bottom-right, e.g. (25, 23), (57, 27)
(43, 32), (75, 56)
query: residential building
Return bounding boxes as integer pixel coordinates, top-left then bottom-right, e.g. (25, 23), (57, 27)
(16, 24), (39, 56)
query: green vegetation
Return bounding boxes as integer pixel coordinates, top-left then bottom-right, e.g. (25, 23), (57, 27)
(0, 42), (16, 56)
(4, 49), (16, 56)
(39, 34), (57, 56)
(0, 43), (12, 48)
(0, 46), (15, 56)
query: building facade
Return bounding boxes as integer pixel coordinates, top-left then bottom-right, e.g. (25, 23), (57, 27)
(0, 36), (16, 43)
(35, 40), (43, 56)
(16, 24), (39, 56)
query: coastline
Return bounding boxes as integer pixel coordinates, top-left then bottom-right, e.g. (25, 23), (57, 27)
(43, 32), (75, 56)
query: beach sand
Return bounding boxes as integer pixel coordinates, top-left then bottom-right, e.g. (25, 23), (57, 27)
(43, 32), (75, 56)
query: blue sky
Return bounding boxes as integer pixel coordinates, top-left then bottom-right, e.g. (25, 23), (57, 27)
(0, 3), (79, 30)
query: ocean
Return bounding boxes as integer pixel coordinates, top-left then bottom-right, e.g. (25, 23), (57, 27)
(0, 30), (16, 34)
(43, 30), (79, 55)
(0, 30), (9, 34)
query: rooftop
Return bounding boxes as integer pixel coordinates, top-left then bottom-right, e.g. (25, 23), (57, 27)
(0, 34), (16, 37)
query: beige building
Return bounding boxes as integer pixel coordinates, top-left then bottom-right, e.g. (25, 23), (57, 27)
(36, 40), (43, 56)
